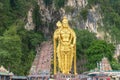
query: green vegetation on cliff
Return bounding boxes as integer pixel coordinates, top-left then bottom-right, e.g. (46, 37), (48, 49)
(84, 0), (120, 71)
(0, 0), (44, 75)
(75, 30), (115, 73)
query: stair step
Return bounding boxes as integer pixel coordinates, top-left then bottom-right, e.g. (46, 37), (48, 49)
(29, 41), (53, 75)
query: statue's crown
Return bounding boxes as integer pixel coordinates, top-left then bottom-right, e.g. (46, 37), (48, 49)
(62, 16), (68, 23)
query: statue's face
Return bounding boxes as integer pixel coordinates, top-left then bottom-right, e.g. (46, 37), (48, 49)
(62, 22), (68, 28)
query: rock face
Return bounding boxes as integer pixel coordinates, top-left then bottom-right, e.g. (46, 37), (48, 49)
(37, 0), (61, 38)
(36, 0), (104, 39)
(85, 5), (103, 33)
(114, 44), (120, 59)
(67, 0), (88, 8)
(25, 0), (116, 44)
(24, 0), (107, 40)
(25, 8), (35, 30)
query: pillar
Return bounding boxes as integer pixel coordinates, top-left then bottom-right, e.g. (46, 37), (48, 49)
(4, 76), (6, 80)
(0, 76), (1, 80)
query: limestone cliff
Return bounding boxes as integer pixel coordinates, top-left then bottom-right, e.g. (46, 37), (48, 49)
(114, 44), (120, 60)
(35, 0), (105, 40)
(25, 8), (35, 31)
(24, 0), (117, 44)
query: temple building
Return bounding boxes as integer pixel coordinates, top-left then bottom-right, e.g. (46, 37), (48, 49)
(100, 57), (112, 71)
(0, 65), (13, 80)
(88, 57), (120, 80)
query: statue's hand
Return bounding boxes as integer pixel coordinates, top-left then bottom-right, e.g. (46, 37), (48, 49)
(71, 44), (75, 48)
(74, 72), (77, 75)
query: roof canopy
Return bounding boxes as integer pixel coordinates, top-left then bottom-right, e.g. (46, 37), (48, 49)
(0, 65), (13, 76)
(12, 76), (27, 79)
(0, 66), (8, 73)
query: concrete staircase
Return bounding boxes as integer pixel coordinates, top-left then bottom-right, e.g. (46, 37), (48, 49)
(29, 41), (53, 75)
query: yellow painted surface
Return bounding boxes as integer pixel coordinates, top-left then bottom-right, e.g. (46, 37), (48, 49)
(53, 16), (77, 75)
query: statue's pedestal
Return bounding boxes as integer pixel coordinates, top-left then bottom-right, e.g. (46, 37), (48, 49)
(54, 73), (79, 80)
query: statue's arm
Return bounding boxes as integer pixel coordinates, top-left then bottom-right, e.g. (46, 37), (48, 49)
(71, 29), (77, 74)
(71, 29), (76, 45)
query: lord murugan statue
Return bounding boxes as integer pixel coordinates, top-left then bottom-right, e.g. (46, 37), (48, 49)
(53, 16), (77, 75)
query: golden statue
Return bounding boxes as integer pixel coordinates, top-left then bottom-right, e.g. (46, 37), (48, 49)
(53, 16), (77, 75)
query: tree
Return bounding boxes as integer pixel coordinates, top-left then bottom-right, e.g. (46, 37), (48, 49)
(80, 8), (88, 21)
(10, 0), (30, 17)
(54, 0), (67, 9)
(75, 29), (96, 58)
(0, 0), (43, 75)
(17, 27), (44, 75)
(111, 59), (120, 70)
(74, 29), (96, 73)
(86, 40), (115, 70)
(32, 4), (42, 31)
(43, 0), (52, 6)
(0, 26), (22, 75)
(118, 55), (120, 63)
